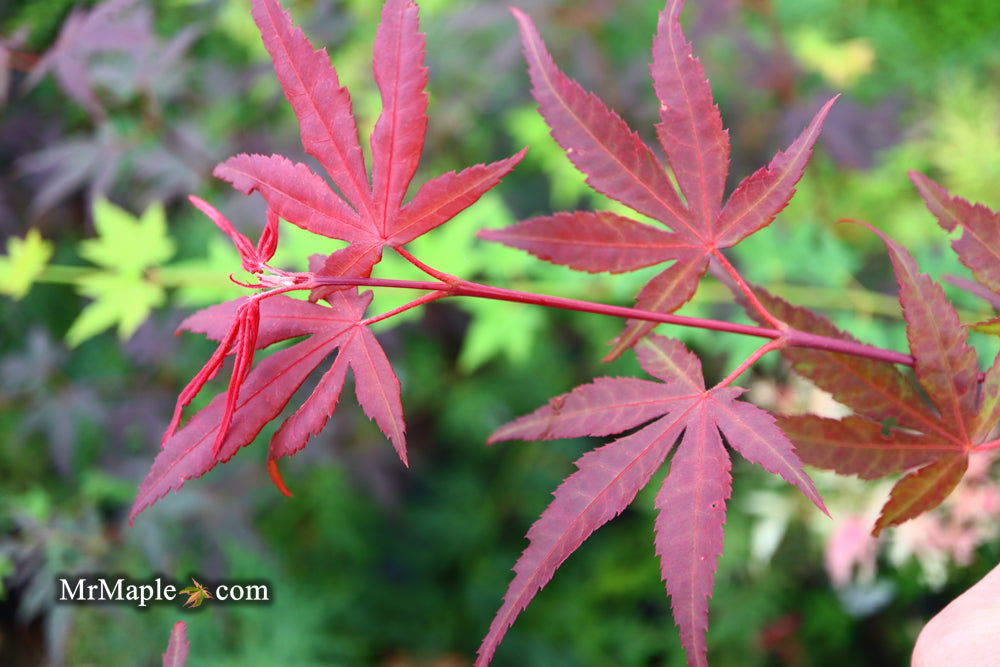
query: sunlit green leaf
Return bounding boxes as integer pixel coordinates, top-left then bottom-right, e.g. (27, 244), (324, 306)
(458, 299), (544, 372)
(0, 229), (53, 299)
(81, 198), (175, 276)
(66, 275), (165, 346)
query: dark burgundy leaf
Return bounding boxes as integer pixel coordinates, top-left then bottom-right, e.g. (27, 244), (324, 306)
(510, 7), (690, 231)
(132, 288), (408, 522)
(651, 0), (730, 228)
(478, 411), (688, 666)
(863, 221), (980, 441)
(606, 256), (708, 360)
(751, 288), (951, 440)
(370, 0), (429, 231)
(392, 150), (525, 245)
(252, 0), (373, 215)
(214, 153), (368, 243)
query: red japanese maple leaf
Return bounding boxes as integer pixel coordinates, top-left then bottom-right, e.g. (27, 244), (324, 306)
(131, 288), (404, 520)
(753, 226), (1000, 535)
(214, 0), (523, 287)
(479, 0), (834, 359)
(478, 335), (826, 667)
(131, 0), (522, 521)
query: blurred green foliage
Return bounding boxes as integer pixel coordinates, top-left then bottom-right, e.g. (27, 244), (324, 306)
(1, 0), (998, 665)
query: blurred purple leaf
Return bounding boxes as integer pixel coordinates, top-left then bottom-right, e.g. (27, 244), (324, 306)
(135, 25), (201, 100)
(18, 125), (123, 217)
(132, 139), (207, 206)
(22, 0), (201, 125)
(1, 330), (106, 476)
(22, 387), (105, 477)
(784, 94), (904, 169)
(26, 0), (156, 119)
(0, 328), (65, 393)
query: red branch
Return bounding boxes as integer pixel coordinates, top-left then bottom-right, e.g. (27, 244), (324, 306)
(307, 274), (916, 367)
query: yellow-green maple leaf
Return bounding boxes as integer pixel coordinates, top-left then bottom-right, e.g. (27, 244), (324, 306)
(0, 229), (53, 299)
(67, 198), (174, 346)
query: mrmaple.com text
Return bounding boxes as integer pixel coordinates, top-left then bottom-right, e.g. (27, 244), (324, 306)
(56, 576), (269, 606)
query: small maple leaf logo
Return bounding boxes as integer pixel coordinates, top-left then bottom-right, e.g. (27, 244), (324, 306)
(178, 578), (213, 608)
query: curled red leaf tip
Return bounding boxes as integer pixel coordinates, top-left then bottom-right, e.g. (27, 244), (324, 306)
(189, 195), (280, 274)
(258, 208), (280, 263)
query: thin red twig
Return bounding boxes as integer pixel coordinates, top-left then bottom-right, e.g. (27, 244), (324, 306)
(713, 340), (783, 389)
(362, 291), (447, 326)
(394, 246), (460, 284)
(712, 248), (785, 330)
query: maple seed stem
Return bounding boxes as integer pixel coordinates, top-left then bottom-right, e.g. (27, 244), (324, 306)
(713, 340), (783, 389)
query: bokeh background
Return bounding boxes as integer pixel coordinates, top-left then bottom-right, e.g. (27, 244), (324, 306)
(1, 0), (999, 664)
